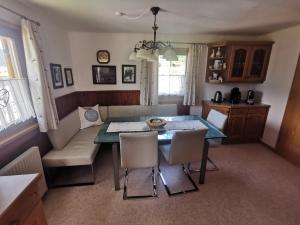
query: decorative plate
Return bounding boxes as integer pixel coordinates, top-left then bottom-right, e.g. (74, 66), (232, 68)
(97, 50), (110, 64)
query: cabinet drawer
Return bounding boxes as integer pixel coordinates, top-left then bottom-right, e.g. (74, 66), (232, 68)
(230, 108), (248, 115)
(247, 107), (267, 115)
(1, 182), (39, 225)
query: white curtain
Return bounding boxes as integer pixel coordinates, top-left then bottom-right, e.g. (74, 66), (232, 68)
(140, 60), (158, 106)
(0, 79), (35, 131)
(21, 19), (58, 132)
(183, 44), (208, 105)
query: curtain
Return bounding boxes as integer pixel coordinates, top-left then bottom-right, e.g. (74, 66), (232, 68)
(140, 60), (158, 105)
(21, 19), (58, 132)
(183, 44), (208, 105)
(0, 79), (35, 131)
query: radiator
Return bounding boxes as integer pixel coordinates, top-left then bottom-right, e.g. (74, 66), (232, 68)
(0, 146), (48, 197)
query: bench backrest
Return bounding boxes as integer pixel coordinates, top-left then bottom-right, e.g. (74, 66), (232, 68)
(108, 104), (178, 118)
(47, 104), (177, 150)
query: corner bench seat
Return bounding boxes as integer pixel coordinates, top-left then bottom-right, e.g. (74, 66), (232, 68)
(42, 104), (178, 179)
(43, 126), (100, 167)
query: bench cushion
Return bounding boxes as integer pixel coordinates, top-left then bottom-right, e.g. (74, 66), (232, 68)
(108, 104), (178, 118)
(43, 126), (101, 167)
(47, 110), (81, 150)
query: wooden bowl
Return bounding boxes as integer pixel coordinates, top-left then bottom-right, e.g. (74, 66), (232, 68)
(146, 118), (167, 129)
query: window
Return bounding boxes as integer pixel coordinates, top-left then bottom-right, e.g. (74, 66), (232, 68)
(158, 50), (188, 96)
(0, 36), (22, 78)
(0, 34), (35, 131)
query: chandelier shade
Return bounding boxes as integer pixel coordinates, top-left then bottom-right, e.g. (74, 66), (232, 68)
(129, 7), (178, 62)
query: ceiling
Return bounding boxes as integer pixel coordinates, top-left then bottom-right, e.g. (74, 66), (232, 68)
(19, 0), (300, 35)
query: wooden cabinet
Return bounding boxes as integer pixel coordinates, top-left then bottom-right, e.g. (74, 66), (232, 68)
(202, 100), (270, 143)
(0, 174), (48, 225)
(206, 41), (273, 83)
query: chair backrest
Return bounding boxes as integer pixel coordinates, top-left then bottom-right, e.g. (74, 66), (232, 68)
(119, 131), (158, 168)
(207, 109), (228, 131)
(169, 129), (207, 165)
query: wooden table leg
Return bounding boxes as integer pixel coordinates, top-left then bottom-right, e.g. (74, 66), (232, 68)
(112, 143), (120, 190)
(199, 140), (209, 184)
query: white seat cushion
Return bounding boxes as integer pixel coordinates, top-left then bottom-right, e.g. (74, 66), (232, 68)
(43, 126), (101, 167)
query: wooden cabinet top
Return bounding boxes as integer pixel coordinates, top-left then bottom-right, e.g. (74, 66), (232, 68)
(208, 41), (274, 47)
(0, 174), (39, 216)
(203, 100), (270, 109)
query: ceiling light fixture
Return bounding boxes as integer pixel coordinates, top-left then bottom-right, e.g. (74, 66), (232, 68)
(129, 7), (178, 62)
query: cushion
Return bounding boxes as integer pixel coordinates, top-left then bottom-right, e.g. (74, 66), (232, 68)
(99, 106), (108, 121)
(79, 104), (103, 129)
(108, 104), (178, 118)
(108, 105), (141, 118)
(47, 109), (81, 150)
(43, 126), (101, 167)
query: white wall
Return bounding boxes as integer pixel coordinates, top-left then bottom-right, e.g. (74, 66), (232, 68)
(257, 25), (300, 147)
(68, 32), (259, 98)
(0, 0), (74, 98)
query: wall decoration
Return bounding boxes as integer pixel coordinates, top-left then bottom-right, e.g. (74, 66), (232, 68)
(122, 65), (136, 84)
(50, 63), (64, 89)
(97, 50), (110, 64)
(64, 68), (74, 86)
(92, 65), (116, 84)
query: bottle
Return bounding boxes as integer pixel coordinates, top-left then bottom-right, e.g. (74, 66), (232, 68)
(216, 47), (221, 57)
(210, 49), (215, 58)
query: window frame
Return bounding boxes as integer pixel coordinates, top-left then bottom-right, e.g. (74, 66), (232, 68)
(0, 23), (35, 135)
(158, 48), (188, 96)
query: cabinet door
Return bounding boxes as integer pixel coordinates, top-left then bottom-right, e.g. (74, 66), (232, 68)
(244, 114), (266, 139)
(245, 46), (271, 82)
(227, 46), (250, 82)
(226, 114), (246, 138)
(23, 201), (48, 225)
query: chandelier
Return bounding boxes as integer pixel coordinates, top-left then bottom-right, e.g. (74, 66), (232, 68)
(129, 7), (178, 62)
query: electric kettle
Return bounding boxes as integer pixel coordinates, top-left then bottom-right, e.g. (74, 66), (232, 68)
(212, 91), (223, 103)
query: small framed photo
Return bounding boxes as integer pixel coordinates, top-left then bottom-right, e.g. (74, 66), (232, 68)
(122, 65), (136, 84)
(97, 50), (110, 64)
(50, 63), (63, 89)
(92, 65), (116, 84)
(64, 68), (74, 86)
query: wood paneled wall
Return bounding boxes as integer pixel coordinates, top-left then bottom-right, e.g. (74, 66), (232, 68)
(55, 90), (140, 120)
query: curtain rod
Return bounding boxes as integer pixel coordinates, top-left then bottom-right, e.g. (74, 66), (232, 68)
(0, 4), (40, 26)
(170, 41), (207, 45)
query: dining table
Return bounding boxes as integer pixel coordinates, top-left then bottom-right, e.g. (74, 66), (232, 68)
(94, 115), (226, 191)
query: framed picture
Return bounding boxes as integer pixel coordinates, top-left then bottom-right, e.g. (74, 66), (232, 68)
(122, 65), (136, 84)
(92, 65), (116, 84)
(50, 63), (63, 89)
(97, 50), (110, 64)
(64, 68), (74, 86)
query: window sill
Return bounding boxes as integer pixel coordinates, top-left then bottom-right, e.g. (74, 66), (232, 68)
(0, 119), (39, 146)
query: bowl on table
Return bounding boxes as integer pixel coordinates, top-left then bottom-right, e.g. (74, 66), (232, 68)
(146, 118), (167, 130)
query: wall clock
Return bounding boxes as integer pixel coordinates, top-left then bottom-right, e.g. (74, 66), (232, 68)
(97, 50), (110, 64)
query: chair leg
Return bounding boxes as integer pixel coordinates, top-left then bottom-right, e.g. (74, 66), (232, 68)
(123, 167), (158, 200)
(158, 164), (198, 196)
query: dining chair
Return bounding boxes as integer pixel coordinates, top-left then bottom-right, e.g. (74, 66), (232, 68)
(201, 109), (228, 171)
(158, 129), (207, 196)
(119, 131), (158, 200)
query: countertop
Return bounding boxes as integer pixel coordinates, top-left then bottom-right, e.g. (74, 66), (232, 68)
(203, 100), (270, 108)
(0, 174), (39, 216)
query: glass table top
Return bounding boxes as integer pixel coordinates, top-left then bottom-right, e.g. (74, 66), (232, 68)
(94, 115), (227, 144)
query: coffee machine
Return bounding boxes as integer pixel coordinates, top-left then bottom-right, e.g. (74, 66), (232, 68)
(230, 87), (241, 104)
(246, 90), (255, 105)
